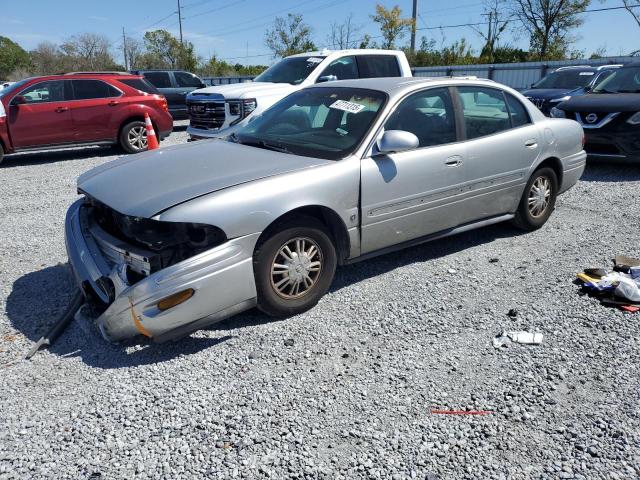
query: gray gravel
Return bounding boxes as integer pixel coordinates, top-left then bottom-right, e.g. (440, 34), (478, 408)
(1, 126), (639, 479)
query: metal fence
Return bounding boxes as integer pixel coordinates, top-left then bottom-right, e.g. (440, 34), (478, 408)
(201, 55), (637, 90)
(412, 55), (637, 89)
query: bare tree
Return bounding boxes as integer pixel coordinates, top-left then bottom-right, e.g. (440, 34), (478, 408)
(265, 14), (316, 58)
(61, 33), (118, 70)
(471, 0), (511, 62)
(326, 13), (362, 49)
(122, 36), (144, 70)
(30, 42), (63, 75)
(510, 0), (590, 60)
(622, 0), (640, 28)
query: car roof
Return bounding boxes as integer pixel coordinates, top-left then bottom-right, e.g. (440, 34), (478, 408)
(287, 48), (403, 58)
(308, 76), (501, 94)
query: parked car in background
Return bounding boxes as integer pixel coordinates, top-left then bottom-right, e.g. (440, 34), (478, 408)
(521, 65), (623, 116)
(185, 49), (412, 140)
(65, 77), (585, 342)
(130, 70), (206, 120)
(552, 63), (640, 162)
(0, 72), (173, 164)
(0, 81), (14, 90)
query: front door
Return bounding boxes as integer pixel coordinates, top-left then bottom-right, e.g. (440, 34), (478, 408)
(360, 87), (466, 253)
(7, 80), (73, 148)
(453, 86), (541, 222)
(70, 79), (123, 142)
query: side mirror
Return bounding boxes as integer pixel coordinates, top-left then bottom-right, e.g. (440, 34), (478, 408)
(375, 130), (419, 155)
(317, 75), (337, 83)
(198, 83), (207, 89)
(12, 95), (26, 105)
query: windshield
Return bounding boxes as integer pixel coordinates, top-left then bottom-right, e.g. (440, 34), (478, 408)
(0, 78), (31, 98)
(532, 70), (595, 89)
(253, 56), (326, 85)
(232, 87), (387, 160)
(593, 66), (640, 93)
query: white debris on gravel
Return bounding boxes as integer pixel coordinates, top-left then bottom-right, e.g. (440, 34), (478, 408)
(1, 128), (639, 479)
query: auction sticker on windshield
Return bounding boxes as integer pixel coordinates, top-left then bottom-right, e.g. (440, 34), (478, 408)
(330, 99), (366, 114)
(306, 57), (323, 63)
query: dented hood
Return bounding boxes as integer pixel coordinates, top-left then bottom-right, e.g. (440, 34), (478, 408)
(77, 140), (331, 218)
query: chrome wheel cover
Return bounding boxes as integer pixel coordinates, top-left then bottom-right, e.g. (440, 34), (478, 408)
(270, 237), (323, 299)
(128, 126), (148, 150)
(528, 176), (551, 218)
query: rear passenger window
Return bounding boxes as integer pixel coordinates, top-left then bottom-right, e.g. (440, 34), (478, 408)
(457, 87), (510, 139)
(356, 55), (401, 78)
(143, 72), (172, 88)
(119, 78), (159, 94)
(385, 87), (457, 148)
(505, 93), (531, 128)
(175, 71), (203, 88)
(72, 80), (120, 100)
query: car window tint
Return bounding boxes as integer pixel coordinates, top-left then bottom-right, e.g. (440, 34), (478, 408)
(457, 87), (510, 139)
(119, 78), (159, 94)
(384, 87), (457, 148)
(72, 80), (120, 100)
(17, 81), (66, 104)
(319, 56), (358, 81)
(356, 55), (401, 78)
(143, 71), (172, 88)
(505, 93), (531, 128)
(175, 71), (203, 87)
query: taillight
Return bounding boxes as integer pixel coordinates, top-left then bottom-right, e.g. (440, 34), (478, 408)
(157, 96), (168, 112)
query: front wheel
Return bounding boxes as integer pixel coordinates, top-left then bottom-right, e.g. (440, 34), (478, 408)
(119, 121), (148, 153)
(512, 167), (558, 231)
(253, 216), (337, 317)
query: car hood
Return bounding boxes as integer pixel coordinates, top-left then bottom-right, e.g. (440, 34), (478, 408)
(77, 140), (331, 218)
(521, 88), (576, 100)
(188, 82), (299, 100)
(558, 93), (640, 112)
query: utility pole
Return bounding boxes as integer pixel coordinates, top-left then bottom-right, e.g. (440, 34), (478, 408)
(177, 0), (184, 45)
(410, 0), (418, 53)
(122, 27), (128, 70)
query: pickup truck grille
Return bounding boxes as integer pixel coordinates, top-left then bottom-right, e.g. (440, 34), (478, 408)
(188, 101), (225, 130)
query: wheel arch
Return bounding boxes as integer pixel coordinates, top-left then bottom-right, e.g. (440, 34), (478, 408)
(256, 205), (351, 265)
(534, 156), (563, 188)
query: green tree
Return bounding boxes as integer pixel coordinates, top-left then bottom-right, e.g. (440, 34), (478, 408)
(510, 0), (590, 60)
(0, 36), (30, 78)
(370, 4), (414, 50)
(265, 14), (316, 58)
(142, 29), (198, 69)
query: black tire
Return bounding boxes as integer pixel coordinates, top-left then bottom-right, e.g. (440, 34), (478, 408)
(512, 167), (558, 231)
(253, 216), (337, 317)
(119, 121), (148, 154)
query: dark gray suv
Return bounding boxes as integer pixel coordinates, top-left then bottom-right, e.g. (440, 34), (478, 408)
(130, 70), (206, 120)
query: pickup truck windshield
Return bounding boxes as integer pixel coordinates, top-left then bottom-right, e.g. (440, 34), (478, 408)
(531, 70), (595, 89)
(592, 66), (640, 93)
(233, 87), (386, 161)
(253, 56), (326, 85)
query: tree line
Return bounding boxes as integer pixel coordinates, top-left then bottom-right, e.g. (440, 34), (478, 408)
(1, 0), (638, 81)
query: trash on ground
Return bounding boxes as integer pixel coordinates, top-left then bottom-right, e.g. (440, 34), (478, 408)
(575, 254), (640, 311)
(493, 330), (543, 348)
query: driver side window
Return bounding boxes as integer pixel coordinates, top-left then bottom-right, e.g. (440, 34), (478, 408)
(318, 56), (358, 81)
(16, 81), (66, 104)
(384, 87), (457, 148)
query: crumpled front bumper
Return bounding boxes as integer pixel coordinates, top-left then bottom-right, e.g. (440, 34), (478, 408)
(65, 199), (259, 342)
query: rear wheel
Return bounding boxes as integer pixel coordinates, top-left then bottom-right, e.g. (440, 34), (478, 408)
(119, 121), (147, 153)
(253, 216), (337, 317)
(512, 167), (558, 231)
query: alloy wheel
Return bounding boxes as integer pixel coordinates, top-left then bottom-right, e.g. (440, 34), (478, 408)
(270, 237), (323, 299)
(528, 175), (552, 218)
(127, 126), (148, 151)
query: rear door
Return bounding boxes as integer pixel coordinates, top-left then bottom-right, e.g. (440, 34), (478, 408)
(70, 79), (123, 142)
(6, 79), (74, 148)
(360, 87), (466, 253)
(452, 86), (540, 221)
(141, 71), (180, 114)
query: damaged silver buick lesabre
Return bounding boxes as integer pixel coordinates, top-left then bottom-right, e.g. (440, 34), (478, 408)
(65, 77), (586, 342)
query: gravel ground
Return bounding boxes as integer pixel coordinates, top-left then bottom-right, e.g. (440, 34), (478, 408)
(0, 124), (639, 479)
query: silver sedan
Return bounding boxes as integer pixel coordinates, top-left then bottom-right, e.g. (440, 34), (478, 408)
(65, 77), (586, 342)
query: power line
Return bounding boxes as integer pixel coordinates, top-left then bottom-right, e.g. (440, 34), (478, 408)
(183, 0), (246, 19)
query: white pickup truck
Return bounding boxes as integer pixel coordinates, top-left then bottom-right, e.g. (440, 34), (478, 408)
(186, 49), (412, 139)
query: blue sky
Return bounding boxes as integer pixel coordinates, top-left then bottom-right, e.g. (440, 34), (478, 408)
(1, 0), (638, 65)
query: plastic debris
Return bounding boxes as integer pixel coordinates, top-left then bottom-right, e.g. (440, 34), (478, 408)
(575, 254), (640, 311)
(493, 330), (543, 348)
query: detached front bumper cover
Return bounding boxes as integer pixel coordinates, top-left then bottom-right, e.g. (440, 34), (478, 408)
(65, 199), (259, 342)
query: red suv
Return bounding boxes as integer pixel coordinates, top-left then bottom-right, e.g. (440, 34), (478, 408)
(0, 72), (173, 164)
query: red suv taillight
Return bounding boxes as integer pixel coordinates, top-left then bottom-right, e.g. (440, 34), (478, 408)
(157, 96), (169, 112)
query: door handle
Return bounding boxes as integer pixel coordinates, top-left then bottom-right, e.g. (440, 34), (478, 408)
(445, 155), (463, 167)
(108, 100), (119, 106)
(55, 106), (68, 113)
(525, 139), (538, 148)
